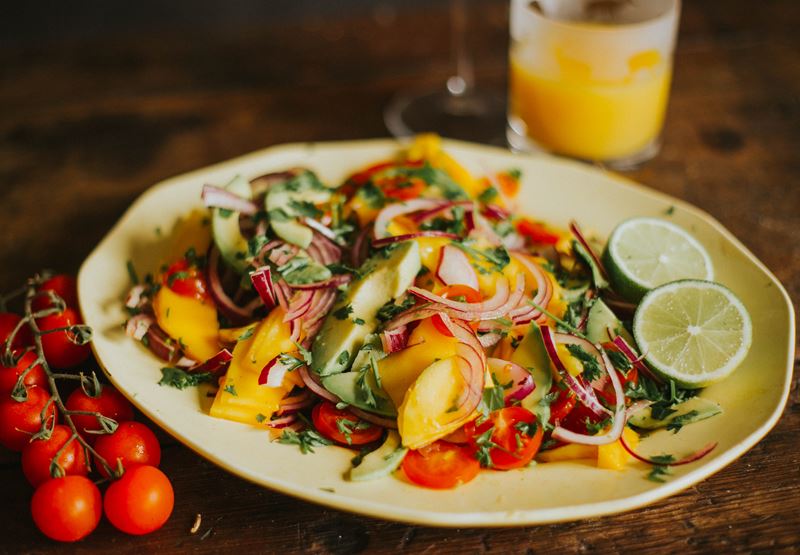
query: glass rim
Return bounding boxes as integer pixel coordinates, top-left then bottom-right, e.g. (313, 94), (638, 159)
(521, 0), (681, 33)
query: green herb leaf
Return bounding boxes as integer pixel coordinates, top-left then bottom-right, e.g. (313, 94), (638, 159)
(666, 410), (700, 434)
(565, 343), (603, 382)
(333, 304), (354, 320)
(288, 199), (323, 219)
(158, 367), (215, 390)
(376, 296), (416, 323)
(278, 428), (333, 454)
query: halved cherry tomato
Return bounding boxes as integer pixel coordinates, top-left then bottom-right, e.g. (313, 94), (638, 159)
(38, 308), (91, 369)
(0, 312), (33, 350)
(0, 386), (58, 451)
(432, 284), (482, 337)
(311, 401), (383, 446)
(104, 465), (174, 535)
(0, 351), (47, 398)
(516, 219), (561, 245)
(33, 275), (79, 311)
(560, 402), (606, 436)
(465, 407), (543, 470)
(31, 475), (102, 542)
(65, 385), (134, 443)
(596, 344), (639, 407)
(401, 440), (480, 489)
(93, 421), (161, 478)
(547, 383), (577, 425)
(22, 424), (88, 487)
(380, 176), (426, 200)
(163, 259), (208, 301)
(346, 160), (396, 187)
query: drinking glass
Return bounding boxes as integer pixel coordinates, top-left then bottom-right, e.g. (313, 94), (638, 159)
(507, 0), (680, 169)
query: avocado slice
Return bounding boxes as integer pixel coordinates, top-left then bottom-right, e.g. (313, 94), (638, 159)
(211, 175), (252, 273)
(348, 430), (407, 482)
(321, 371), (396, 417)
(585, 299), (634, 345)
(628, 396), (722, 430)
(311, 241), (421, 376)
(265, 171), (332, 249)
(511, 323), (554, 420)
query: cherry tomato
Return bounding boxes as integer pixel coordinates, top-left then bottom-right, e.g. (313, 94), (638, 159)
(547, 383), (577, 425)
(560, 402), (606, 435)
(38, 308), (90, 369)
(401, 440), (480, 489)
(516, 219), (561, 245)
(93, 421), (161, 478)
(432, 284), (482, 337)
(381, 176), (426, 200)
(22, 424), (88, 487)
(33, 274), (79, 312)
(346, 160), (396, 187)
(465, 407), (544, 470)
(31, 476), (102, 542)
(104, 465), (174, 535)
(163, 258), (208, 300)
(0, 312), (33, 350)
(0, 386), (58, 451)
(311, 401), (383, 446)
(0, 351), (47, 398)
(65, 385), (134, 443)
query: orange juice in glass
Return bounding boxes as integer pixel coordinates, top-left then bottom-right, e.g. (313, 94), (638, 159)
(507, 0), (680, 168)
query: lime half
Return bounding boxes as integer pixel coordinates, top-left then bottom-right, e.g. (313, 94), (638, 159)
(603, 217), (713, 302)
(633, 280), (752, 388)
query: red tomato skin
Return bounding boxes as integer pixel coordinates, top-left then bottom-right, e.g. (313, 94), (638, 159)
(163, 259), (208, 300)
(65, 386), (134, 443)
(401, 441), (480, 489)
(516, 220), (560, 245)
(431, 284), (482, 337)
(22, 424), (88, 487)
(0, 386), (58, 451)
(547, 384), (577, 425)
(464, 407), (544, 470)
(0, 351), (47, 398)
(31, 476), (102, 542)
(0, 312), (33, 350)
(104, 465), (174, 535)
(93, 421), (161, 478)
(38, 308), (90, 369)
(311, 402), (383, 446)
(33, 275), (79, 311)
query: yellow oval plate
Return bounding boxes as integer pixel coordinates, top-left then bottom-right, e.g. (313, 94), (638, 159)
(78, 139), (795, 526)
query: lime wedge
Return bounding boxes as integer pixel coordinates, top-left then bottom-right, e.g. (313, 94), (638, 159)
(633, 280), (752, 388)
(603, 217), (713, 302)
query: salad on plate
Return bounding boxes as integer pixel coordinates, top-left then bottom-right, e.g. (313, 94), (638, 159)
(124, 135), (752, 489)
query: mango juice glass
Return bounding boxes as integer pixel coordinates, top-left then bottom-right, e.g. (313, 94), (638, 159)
(507, 0), (680, 168)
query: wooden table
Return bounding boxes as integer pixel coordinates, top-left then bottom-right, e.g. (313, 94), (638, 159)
(1, 0), (798, 552)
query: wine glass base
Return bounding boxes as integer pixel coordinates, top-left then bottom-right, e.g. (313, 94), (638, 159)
(385, 88), (507, 146)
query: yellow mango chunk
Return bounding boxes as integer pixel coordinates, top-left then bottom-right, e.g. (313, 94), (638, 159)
(397, 357), (470, 449)
(597, 427), (639, 470)
(209, 307), (298, 426)
(153, 286), (219, 362)
(346, 194), (380, 227)
(415, 237), (452, 272)
(166, 210), (212, 263)
(556, 344), (585, 378)
(218, 324), (256, 344)
(406, 134), (482, 197)
(537, 443), (597, 463)
(378, 318), (458, 408)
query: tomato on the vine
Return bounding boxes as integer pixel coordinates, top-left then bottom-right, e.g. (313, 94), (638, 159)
(22, 424), (88, 487)
(401, 440), (480, 489)
(32, 274), (79, 311)
(0, 312), (32, 350)
(311, 401), (383, 446)
(464, 407), (544, 470)
(104, 465), (174, 535)
(163, 258), (208, 300)
(65, 385), (134, 443)
(31, 476), (102, 542)
(94, 421), (161, 478)
(0, 386), (58, 451)
(0, 351), (47, 397)
(38, 308), (90, 369)
(432, 284), (482, 337)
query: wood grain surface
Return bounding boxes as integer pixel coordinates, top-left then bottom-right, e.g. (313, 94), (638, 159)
(1, 0), (798, 553)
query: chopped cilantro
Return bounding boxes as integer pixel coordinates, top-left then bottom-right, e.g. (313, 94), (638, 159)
(217, 208), (233, 219)
(158, 367), (214, 390)
(278, 428), (333, 454)
(255, 413), (266, 424)
(376, 296), (416, 322)
(513, 420), (538, 437)
(268, 208), (292, 222)
(126, 260), (139, 285)
(666, 410), (700, 434)
(336, 350), (350, 367)
(333, 304), (354, 320)
(625, 375), (697, 421)
(585, 417), (611, 435)
(288, 199), (323, 219)
(184, 246), (206, 268)
(237, 327), (256, 341)
(565, 343), (603, 382)
(454, 241), (510, 272)
(167, 271), (189, 287)
(507, 168), (522, 180)
(606, 349), (632, 374)
(478, 186), (498, 203)
(224, 384), (238, 396)
(647, 465), (671, 483)
(356, 182), (386, 209)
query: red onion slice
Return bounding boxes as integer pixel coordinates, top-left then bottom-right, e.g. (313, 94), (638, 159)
(570, 221), (608, 280)
(437, 314), (486, 413)
(207, 247), (257, 324)
(126, 314), (154, 341)
(482, 204), (510, 220)
(611, 335), (664, 384)
(436, 244), (479, 290)
(351, 224), (372, 268)
(372, 231), (458, 248)
(478, 332), (503, 348)
(258, 354), (299, 388)
(284, 289), (315, 322)
(383, 306), (442, 331)
(508, 253), (552, 325)
(373, 199), (448, 239)
(380, 326), (409, 353)
(409, 200), (473, 223)
(189, 349), (233, 375)
(349, 407), (397, 429)
(267, 413), (298, 429)
(125, 285), (147, 310)
(487, 358), (535, 404)
(202, 184), (258, 215)
(290, 274), (351, 290)
(298, 366), (340, 403)
(303, 218), (339, 244)
(249, 266), (277, 309)
(408, 273), (525, 321)
(619, 436), (718, 466)
(142, 324), (179, 362)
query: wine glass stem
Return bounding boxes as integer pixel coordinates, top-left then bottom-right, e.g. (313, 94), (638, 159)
(448, 0), (474, 96)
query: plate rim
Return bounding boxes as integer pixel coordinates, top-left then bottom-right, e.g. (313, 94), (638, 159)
(78, 137), (796, 527)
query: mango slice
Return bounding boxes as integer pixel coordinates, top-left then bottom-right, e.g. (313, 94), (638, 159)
(153, 286), (219, 362)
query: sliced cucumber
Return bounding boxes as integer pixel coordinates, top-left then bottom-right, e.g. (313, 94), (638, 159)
(348, 430), (407, 482)
(628, 396), (722, 430)
(321, 371), (396, 417)
(265, 173), (332, 249)
(511, 323), (553, 420)
(211, 175), (252, 273)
